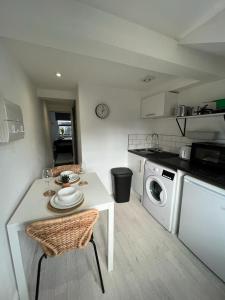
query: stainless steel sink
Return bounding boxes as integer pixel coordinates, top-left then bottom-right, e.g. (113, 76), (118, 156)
(132, 148), (178, 159)
(135, 148), (162, 154)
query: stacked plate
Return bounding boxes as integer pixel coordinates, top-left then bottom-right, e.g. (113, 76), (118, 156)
(55, 171), (80, 184)
(50, 187), (84, 209)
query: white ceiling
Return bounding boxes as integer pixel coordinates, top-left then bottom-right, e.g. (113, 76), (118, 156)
(179, 8), (225, 57)
(77, 0), (225, 39)
(2, 38), (175, 91)
(186, 43), (225, 58)
(0, 0), (224, 93)
(0, 0), (224, 83)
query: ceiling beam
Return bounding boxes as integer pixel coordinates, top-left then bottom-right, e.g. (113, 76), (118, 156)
(179, 2), (225, 40)
(0, 0), (225, 82)
(180, 7), (225, 45)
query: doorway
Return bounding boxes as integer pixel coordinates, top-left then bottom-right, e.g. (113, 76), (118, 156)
(48, 103), (78, 166)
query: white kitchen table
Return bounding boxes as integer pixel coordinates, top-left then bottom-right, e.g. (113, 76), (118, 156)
(7, 172), (114, 300)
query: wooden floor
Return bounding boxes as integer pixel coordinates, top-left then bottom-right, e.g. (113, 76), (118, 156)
(28, 195), (225, 300)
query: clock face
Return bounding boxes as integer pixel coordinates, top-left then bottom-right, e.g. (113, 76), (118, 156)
(95, 103), (110, 119)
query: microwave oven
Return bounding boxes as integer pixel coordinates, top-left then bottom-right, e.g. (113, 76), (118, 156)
(191, 142), (225, 169)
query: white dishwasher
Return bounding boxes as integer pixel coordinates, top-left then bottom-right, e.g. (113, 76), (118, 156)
(178, 175), (225, 282)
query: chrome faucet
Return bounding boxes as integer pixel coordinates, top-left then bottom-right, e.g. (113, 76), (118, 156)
(152, 133), (159, 151)
(145, 133), (159, 151)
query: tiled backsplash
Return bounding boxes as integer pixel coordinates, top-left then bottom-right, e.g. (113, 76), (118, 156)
(128, 133), (224, 154)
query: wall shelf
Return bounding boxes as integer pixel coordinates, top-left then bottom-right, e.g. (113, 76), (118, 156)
(147, 112), (225, 136)
(174, 112), (225, 137)
(176, 112), (225, 120)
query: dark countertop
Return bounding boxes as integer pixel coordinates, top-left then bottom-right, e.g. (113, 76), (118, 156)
(128, 149), (225, 189)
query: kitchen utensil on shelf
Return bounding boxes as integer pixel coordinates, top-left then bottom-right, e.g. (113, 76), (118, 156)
(186, 106), (192, 116)
(196, 105), (214, 115)
(180, 105), (187, 117)
(202, 98), (225, 110)
(175, 105), (185, 116)
(175, 105), (192, 117)
(175, 105), (182, 117)
(191, 107), (198, 116)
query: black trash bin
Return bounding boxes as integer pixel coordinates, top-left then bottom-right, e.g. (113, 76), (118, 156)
(111, 167), (133, 203)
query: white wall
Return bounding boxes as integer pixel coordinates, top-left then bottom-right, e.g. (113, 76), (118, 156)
(49, 112), (59, 142)
(0, 42), (51, 300)
(78, 83), (152, 192)
(146, 79), (225, 140)
(78, 80), (225, 193)
(37, 88), (76, 100)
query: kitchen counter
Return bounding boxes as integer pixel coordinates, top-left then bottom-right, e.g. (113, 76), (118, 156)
(128, 149), (225, 189)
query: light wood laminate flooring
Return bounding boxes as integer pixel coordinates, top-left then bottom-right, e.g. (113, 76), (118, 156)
(28, 195), (225, 300)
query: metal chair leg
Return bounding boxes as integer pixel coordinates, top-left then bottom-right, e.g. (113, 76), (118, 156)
(90, 236), (105, 294)
(35, 253), (47, 300)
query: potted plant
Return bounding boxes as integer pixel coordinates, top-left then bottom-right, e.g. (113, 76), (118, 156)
(61, 175), (70, 188)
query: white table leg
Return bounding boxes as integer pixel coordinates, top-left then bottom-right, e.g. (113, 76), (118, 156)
(107, 203), (114, 272)
(7, 225), (29, 300)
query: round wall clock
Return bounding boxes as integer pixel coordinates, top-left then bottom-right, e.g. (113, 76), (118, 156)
(95, 103), (110, 119)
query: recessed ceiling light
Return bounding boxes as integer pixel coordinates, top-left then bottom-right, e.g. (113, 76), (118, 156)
(56, 72), (62, 78)
(141, 75), (155, 83)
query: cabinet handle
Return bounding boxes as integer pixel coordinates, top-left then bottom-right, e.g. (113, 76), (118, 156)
(139, 160), (142, 172)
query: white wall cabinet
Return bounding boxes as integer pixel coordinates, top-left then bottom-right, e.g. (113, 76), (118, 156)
(128, 152), (145, 198)
(141, 92), (177, 118)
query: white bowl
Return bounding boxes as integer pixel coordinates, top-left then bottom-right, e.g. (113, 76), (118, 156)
(57, 187), (77, 203)
(60, 170), (74, 180)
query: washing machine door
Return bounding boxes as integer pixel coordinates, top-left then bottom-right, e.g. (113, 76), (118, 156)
(145, 176), (167, 206)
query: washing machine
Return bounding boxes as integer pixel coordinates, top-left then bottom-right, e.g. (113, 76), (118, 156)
(142, 160), (177, 232)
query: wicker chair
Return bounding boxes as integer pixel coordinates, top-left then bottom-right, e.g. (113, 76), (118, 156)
(26, 209), (105, 300)
(51, 164), (81, 177)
